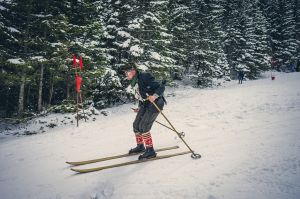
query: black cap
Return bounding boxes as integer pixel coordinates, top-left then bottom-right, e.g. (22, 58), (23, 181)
(122, 62), (137, 71)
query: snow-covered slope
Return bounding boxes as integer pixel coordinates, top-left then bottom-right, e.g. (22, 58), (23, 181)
(1, 72), (300, 199)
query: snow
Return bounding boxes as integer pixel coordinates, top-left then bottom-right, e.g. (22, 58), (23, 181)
(0, 0), (11, 4)
(7, 27), (20, 33)
(89, 40), (100, 46)
(106, 25), (117, 29)
(0, 5), (7, 10)
(103, 31), (115, 39)
(32, 14), (53, 18)
(150, 1), (168, 5)
(160, 32), (172, 37)
(130, 45), (144, 56)
(7, 58), (25, 65)
(137, 63), (149, 71)
(122, 4), (131, 10)
(50, 42), (62, 47)
(117, 31), (131, 38)
(144, 12), (160, 23)
(150, 52), (161, 60)
(31, 56), (47, 62)
(128, 22), (141, 29)
(1, 72), (300, 199)
(116, 39), (131, 48)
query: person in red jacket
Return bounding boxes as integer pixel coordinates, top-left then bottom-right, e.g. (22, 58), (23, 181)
(123, 63), (166, 160)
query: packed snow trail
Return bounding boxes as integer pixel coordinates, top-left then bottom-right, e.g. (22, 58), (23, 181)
(0, 72), (299, 199)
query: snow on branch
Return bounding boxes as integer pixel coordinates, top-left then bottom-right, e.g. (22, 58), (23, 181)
(130, 45), (144, 56)
(144, 12), (160, 23)
(117, 31), (131, 38)
(31, 56), (47, 62)
(114, 39), (131, 48)
(7, 58), (25, 65)
(150, 52), (161, 61)
(7, 27), (20, 33)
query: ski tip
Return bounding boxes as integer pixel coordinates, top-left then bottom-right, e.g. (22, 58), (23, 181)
(70, 168), (82, 173)
(66, 162), (81, 166)
(71, 167), (96, 174)
(66, 161), (75, 165)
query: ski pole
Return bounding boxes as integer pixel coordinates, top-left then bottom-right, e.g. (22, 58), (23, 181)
(155, 121), (185, 138)
(150, 99), (201, 159)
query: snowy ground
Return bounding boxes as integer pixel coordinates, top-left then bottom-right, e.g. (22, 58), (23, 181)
(0, 72), (300, 199)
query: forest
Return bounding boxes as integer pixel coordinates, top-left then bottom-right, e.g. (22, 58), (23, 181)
(0, 0), (299, 118)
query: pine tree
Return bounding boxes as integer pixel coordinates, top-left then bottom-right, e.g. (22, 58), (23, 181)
(280, 0), (298, 69)
(261, 0), (298, 71)
(0, 1), (17, 116)
(114, 0), (175, 80)
(206, 0), (229, 79)
(295, 0), (300, 70)
(100, 0), (124, 68)
(71, 0), (126, 108)
(243, 0), (271, 78)
(168, 0), (192, 80)
(223, 0), (248, 78)
(141, 1), (175, 79)
(187, 0), (229, 87)
(223, 0), (271, 79)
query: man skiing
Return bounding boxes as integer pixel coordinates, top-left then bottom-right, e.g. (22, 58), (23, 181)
(123, 63), (166, 160)
(238, 70), (244, 84)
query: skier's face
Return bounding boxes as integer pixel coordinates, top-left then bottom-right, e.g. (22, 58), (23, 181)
(125, 69), (136, 80)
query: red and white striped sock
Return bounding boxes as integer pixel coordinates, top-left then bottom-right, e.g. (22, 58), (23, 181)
(135, 133), (143, 145)
(142, 132), (153, 148)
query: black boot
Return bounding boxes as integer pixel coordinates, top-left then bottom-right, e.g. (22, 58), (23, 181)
(129, 144), (145, 154)
(138, 147), (157, 160)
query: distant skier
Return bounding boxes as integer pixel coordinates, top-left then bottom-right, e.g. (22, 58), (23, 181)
(123, 63), (166, 160)
(238, 70), (244, 84)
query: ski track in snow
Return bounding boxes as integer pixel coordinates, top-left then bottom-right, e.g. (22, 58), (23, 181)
(0, 72), (300, 199)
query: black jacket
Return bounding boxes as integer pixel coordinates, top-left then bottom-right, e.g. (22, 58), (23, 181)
(136, 71), (166, 111)
(137, 72), (165, 99)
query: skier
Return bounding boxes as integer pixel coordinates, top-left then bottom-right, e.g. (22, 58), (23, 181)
(238, 70), (244, 84)
(123, 63), (166, 160)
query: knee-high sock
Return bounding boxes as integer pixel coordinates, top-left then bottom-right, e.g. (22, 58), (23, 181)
(135, 133), (143, 145)
(142, 132), (153, 148)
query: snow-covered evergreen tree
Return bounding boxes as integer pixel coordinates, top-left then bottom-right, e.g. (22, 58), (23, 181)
(167, 0), (192, 80)
(206, 0), (229, 79)
(117, 0), (175, 80)
(280, 0), (298, 69)
(242, 0), (271, 78)
(187, 0), (229, 87)
(260, 0), (298, 71)
(223, 0), (271, 79)
(223, 0), (248, 78)
(1, 0), (298, 118)
(295, 0), (300, 68)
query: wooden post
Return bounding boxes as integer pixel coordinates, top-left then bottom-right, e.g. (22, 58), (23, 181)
(76, 92), (79, 127)
(76, 91), (86, 127)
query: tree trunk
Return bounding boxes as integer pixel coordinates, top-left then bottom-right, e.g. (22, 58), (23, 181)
(66, 58), (70, 99)
(18, 72), (26, 116)
(26, 85), (31, 108)
(5, 88), (10, 117)
(49, 74), (54, 105)
(38, 63), (44, 113)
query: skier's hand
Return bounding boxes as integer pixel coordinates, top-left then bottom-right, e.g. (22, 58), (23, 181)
(148, 95), (158, 103)
(131, 107), (139, 113)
